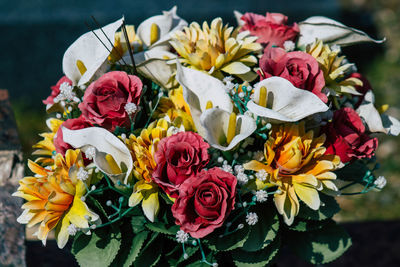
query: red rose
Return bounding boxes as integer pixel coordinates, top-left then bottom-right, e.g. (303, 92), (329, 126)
(43, 76), (73, 105)
(240, 12), (299, 49)
(322, 107), (378, 163)
(152, 132), (210, 198)
(172, 168), (237, 238)
(78, 71), (142, 131)
(54, 116), (92, 155)
(259, 47), (327, 103)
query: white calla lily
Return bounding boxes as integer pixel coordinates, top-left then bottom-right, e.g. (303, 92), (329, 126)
(247, 77), (328, 123)
(175, 62), (233, 136)
(298, 16), (385, 47)
(200, 108), (257, 151)
(356, 90), (400, 136)
(63, 18), (124, 86)
(61, 127), (133, 184)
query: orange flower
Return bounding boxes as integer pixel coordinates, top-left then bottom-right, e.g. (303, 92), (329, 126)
(13, 150), (98, 248)
(244, 122), (340, 225)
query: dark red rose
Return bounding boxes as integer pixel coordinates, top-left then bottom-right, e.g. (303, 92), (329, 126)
(350, 73), (373, 109)
(259, 47), (327, 103)
(152, 132), (210, 198)
(78, 71), (142, 131)
(322, 107), (378, 163)
(171, 167), (237, 238)
(240, 12), (299, 49)
(43, 76), (73, 105)
(54, 115), (92, 155)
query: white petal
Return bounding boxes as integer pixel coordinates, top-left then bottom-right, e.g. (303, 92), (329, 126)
(200, 108), (256, 151)
(247, 77), (328, 123)
(298, 16), (385, 47)
(176, 62), (233, 136)
(63, 18), (123, 86)
(356, 90), (400, 136)
(61, 127), (133, 184)
(234, 10), (244, 27)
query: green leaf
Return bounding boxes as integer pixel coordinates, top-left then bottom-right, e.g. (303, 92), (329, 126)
(242, 203), (279, 252)
(131, 215), (147, 233)
(205, 219), (250, 251)
(134, 233), (163, 267)
(289, 218), (330, 232)
(86, 195), (108, 219)
(145, 221), (180, 235)
(123, 231), (149, 267)
(289, 221), (352, 264)
(72, 227), (121, 267)
(297, 194), (340, 221)
(232, 235), (281, 267)
(334, 160), (370, 182)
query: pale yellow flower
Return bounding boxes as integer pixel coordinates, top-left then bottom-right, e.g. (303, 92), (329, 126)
(170, 18), (262, 81)
(13, 150), (98, 248)
(307, 40), (363, 97)
(244, 122), (340, 225)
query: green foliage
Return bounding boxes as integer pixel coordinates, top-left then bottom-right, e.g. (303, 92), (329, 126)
(72, 226), (122, 267)
(335, 160), (372, 183)
(205, 219), (250, 251)
(123, 231), (149, 267)
(242, 203), (280, 252)
(297, 194), (340, 221)
(145, 221), (180, 235)
(288, 221), (352, 264)
(232, 235), (281, 267)
(289, 218), (331, 232)
(134, 232), (164, 267)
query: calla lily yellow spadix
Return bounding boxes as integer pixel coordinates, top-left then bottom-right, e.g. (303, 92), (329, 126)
(247, 77), (329, 123)
(244, 123), (340, 225)
(13, 150), (99, 248)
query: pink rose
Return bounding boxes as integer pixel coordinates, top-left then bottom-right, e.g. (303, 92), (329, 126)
(172, 168), (237, 238)
(54, 116), (92, 155)
(322, 107), (378, 163)
(240, 12), (299, 49)
(259, 47), (327, 103)
(152, 132), (210, 198)
(43, 76), (73, 105)
(78, 71), (142, 131)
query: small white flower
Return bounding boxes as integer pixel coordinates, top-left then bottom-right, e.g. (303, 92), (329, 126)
(255, 169), (268, 181)
(234, 165), (245, 174)
(124, 102), (138, 115)
(84, 146), (96, 160)
(176, 230), (189, 243)
(238, 92), (245, 98)
(253, 151), (265, 161)
(283, 40), (295, 52)
(236, 172), (249, 185)
(120, 133), (127, 140)
(56, 113), (62, 119)
(254, 190), (268, 202)
(217, 157), (224, 163)
(246, 212), (258, 225)
(167, 126), (180, 135)
(67, 224), (78, 236)
(221, 163), (233, 174)
(223, 76), (234, 84)
(331, 44), (341, 52)
(54, 82), (76, 103)
(77, 167), (89, 181)
(374, 176), (387, 189)
(237, 223), (244, 229)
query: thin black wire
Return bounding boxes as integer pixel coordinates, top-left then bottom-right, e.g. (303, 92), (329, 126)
(121, 18), (137, 75)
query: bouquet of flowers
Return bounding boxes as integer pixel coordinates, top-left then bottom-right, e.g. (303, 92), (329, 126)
(14, 6), (399, 266)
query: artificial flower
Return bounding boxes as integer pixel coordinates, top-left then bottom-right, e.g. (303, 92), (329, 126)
(246, 76), (328, 123)
(307, 40), (363, 97)
(79, 71), (142, 131)
(125, 119), (181, 221)
(152, 131), (210, 197)
(259, 47), (327, 103)
(13, 150), (98, 248)
(170, 18), (262, 81)
(172, 167), (237, 238)
(322, 107), (378, 163)
(244, 122), (340, 225)
(239, 12), (299, 49)
(32, 118), (64, 166)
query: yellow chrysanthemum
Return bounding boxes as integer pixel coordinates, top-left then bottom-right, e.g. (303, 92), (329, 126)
(170, 18), (262, 81)
(13, 150), (98, 248)
(307, 40), (363, 97)
(154, 87), (195, 131)
(32, 118), (63, 166)
(125, 119), (179, 221)
(244, 123), (340, 225)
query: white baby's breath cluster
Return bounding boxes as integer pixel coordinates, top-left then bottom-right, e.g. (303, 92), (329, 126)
(254, 190), (269, 202)
(124, 102), (138, 115)
(255, 169), (268, 182)
(54, 82), (80, 103)
(84, 146), (96, 160)
(176, 230), (189, 243)
(246, 212), (258, 225)
(77, 167), (89, 181)
(374, 176), (387, 189)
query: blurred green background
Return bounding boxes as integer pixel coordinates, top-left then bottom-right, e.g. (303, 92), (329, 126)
(3, 0), (399, 222)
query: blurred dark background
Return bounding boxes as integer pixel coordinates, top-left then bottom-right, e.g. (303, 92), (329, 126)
(1, 0), (399, 223)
